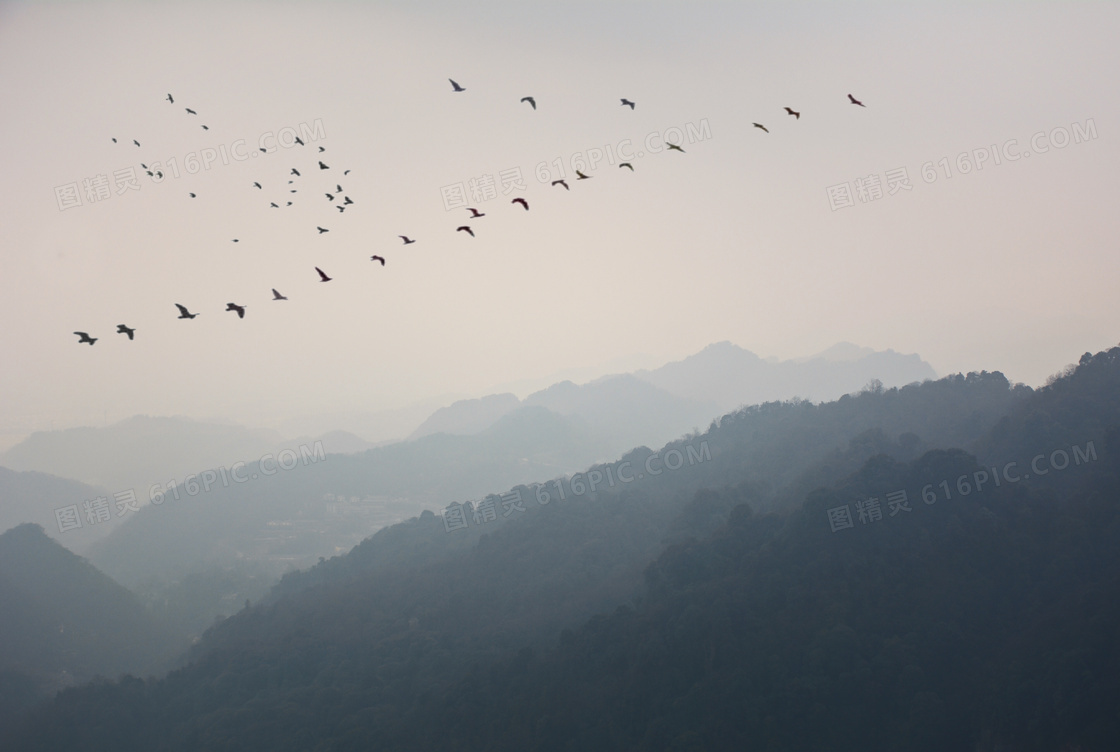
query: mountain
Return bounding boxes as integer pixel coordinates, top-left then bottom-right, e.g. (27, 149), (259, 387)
(635, 340), (938, 414)
(409, 393), (521, 439)
(0, 467), (114, 554)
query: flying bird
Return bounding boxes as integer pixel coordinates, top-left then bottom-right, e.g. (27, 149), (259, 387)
(399, 235), (416, 244)
(133, 140), (140, 147)
(317, 226), (329, 234)
(253, 182), (262, 189)
(619, 162), (633, 171)
(343, 169), (350, 175)
(156, 171), (163, 178)
(575, 170), (591, 179)
(232, 239), (239, 243)
(226, 303), (246, 319)
(343, 196), (353, 205)
(512, 197), (529, 210)
(370, 255), (386, 266)
(457, 226), (474, 237)
(552, 179), (569, 190)
(189, 192), (196, 197)
(186, 108), (196, 115)
(336, 184), (343, 193)
(166, 93), (173, 103)
(319, 146), (325, 152)
(74, 332), (97, 345)
(753, 123), (769, 133)
(466, 207), (485, 218)
(620, 98), (635, 109)
(201, 125), (208, 130)
(449, 78), (465, 92)
(337, 206), (346, 213)
(667, 143), (685, 152)
(325, 193), (335, 201)
(521, 96), (536, 109)
(111, 137), (117, 143)
(291, 168), (301, 176)
(116, 325), (135, 340)
(271, 289), (288, 300)
(270, 202), (278, 208)
(294, 137), (305, 146)
(175, 304), (199, 319)
(848, 93), (866, 107)
(784, 107), (800, 119)
(319, 161), (329, 170)
(315, 267), (332, 282)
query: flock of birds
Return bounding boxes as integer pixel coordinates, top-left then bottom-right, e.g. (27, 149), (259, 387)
(73, 80), (869, 345)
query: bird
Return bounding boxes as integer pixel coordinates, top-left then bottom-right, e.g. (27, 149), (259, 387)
(175, 304), (199, 319)
(667, 143), (685, 152)
(232, 239), (239, 243)
(201, 125), (208, 130)
(294, 137), (305, 146)
(457, 226), (474, 237)
(253, 182), (262, 189)
(156, 171), (163, 178)
(189, 192), (196, 197)
(467, 207), (485, 218)
(74, 332), (97, 345)
(621, 98), (635, 109)
(521, 96), (536, 109)
(226, 303), (246, 318)
(116, 325), (135, 340)
(270, 202), (278, 208)
(325, 193), (335, 201)
(784, 107), (800, 119)
(575, 170), (591, 179)
(619, 162), (634, 171)
(166, 93), (174, 103)
(111, 137), (117, 143)
(319, 146), (325, 153)
(512, 197), (529, 210)
(552, 179), (569, 190)
(133, 139), (140, 147)
(271, 288), (288, 300)
(753, 123), (769, 133)
(399, 235), (416, 244)
(140, 163), (148, 169)
(260, 147), (267, 153)
(343, 196), (353, 205)
(291, 168), (301, 176)
(315, 267), (332, 282)
(337, 206), (345, 213)
(336, 184), (343, 193)
(319, 161), (329, 170)
(343, 169), (350, 175)
(317, 226), (329, 234)
(848, 93), (865, 107)
(370, 255), (386, 266)
(186, 108), (196, 115)
(449, 78), (465, 92)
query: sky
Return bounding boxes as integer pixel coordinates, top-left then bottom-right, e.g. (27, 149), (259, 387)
(1, 0), (1117, 448)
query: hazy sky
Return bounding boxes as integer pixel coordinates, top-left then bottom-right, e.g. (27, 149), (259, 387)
(2, 1), (1117, 446)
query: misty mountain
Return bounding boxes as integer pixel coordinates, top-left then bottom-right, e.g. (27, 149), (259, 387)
(11, 347), (1120, 751)
(0, 467), (113, 554)
(0, 525), (181, 703)
(635, 340), (938, 415)
(409, 393), (521, 439)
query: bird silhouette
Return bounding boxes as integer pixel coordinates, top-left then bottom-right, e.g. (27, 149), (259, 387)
(667, 143), (685, 152)
(325, 193), (335, 201)
(319, 146), (325, 152)
(399, 235), (416, 244)
(270, 202), (279, 208)
(272, 289), (288, 300)
(619, 162), (634, 171)
(467, 207), (485, 218)
(784, 107), (800, 119)
(848, 93), (866, 107)
(232, 239), (239, 243)
(133, 140), (140, 147)
(370, 255), (386, 266)
(457, 226), (474, 237)
(343, 196), (353, 205)
(512, 197), (529, 210)
(112, 138), (117, 143)
(552, 179), (569, 190)
(317, 227), (329, 234)
(291, 168), (301, 176)
(294, 137), (305, 146)
(226, 303), (246, 319)
(175, 304), (199, 319)
(201, 125), (208, 130)
(74, 332), (97, 345)
(337, 206), (346, 213)
(521, 96), (536, 109)
(753, 123), (769, 133)
(166, 93), (173, 103)
(156, 171), (163, 178)
(575, 170), (591, 179)
(319, 161), (329, 170)
(253, 182), (262, 189)
(315, 267), (332, 282)
(620, 98), (635, 109)
(343, 169), (350, 175)
(189, 192), (196, 197)
(336, 184), (343, 193)
(449, 78), (465, 92)
(186, 108), (196, 115)
(116, 325), (135, 340)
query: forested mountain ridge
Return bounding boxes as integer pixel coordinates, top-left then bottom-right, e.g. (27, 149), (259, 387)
(9, 346), (1120, 751)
